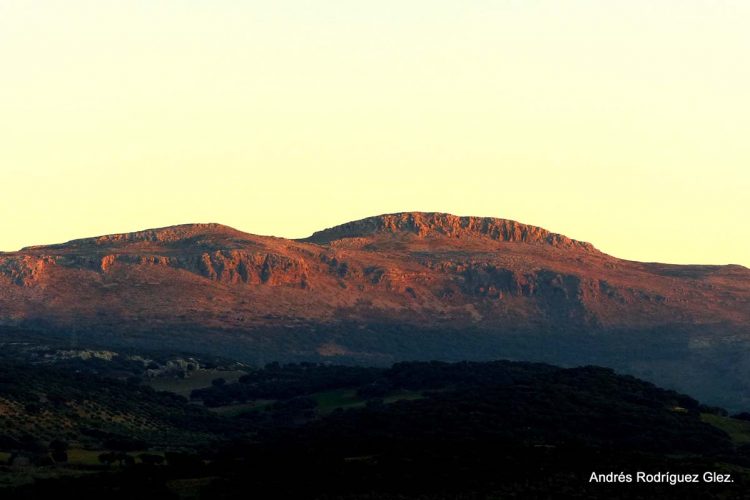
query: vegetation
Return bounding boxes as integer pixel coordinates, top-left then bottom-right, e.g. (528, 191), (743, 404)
(0, 363), (237, 452)
(190, 363), (381, 407)
(1, 357), (750, 498)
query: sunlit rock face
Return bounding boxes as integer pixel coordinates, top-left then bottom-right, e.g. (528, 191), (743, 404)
(1, 212), (749, 408)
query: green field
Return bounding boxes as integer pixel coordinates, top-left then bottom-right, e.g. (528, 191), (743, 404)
(66, 448), (104, 466)
(163, 377), (424, 417)
(206, 389), (426, 417)
(702, 413), (750, 445)
(147, 370), (247, 398)
(313, 389), (363, 413)
(208, 400), (274, 417)
(383, 389), (425, 405)
(314, 388), (424, 414)
(65, 449), (166, 466)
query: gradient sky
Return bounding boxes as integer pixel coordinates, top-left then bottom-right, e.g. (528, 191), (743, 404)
(1, 1), (748, 266)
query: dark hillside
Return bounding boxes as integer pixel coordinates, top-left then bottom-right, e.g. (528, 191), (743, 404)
(2, 359), (749, 498)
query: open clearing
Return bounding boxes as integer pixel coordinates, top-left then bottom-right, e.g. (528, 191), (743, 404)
(702, 414), (750, 445)
(147, 370), (247, 398)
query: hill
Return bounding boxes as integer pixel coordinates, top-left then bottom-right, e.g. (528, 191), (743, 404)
(1, 212), (749, 408)
(3, 359), (750, 499)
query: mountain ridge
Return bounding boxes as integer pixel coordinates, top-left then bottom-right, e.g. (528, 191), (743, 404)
(0, 212), (748, 409)
(302, 212), (598, 252)
(19, 223), (251, 251)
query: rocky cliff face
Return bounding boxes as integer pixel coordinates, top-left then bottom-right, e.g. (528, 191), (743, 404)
(1, 213), (746, 327)
(1, 212), (749, 408)
(305, 212), (596, 251)
(6, 224), (313, 287)
(0, 255), (55, 287)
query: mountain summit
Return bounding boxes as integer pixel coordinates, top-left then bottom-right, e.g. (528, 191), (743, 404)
(23, 223), (248, 250)
(303, 212), (595, 251)
(1, 212), (749, 408)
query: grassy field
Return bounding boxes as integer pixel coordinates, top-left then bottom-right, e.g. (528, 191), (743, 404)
(314, 388), (424, 414)
(702, 414), (750, 445)
(147, 370), (247, 398)
(314, 389), (363, 413)
(208, 400), (274, 417)
(206, 389), (426, 417)
(67, 448), (104, 466)
(66, 448), (164, 466)
(383, 389), (425, 405)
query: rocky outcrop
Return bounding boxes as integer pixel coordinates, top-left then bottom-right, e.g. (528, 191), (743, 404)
(0, 255), (55, 286)
(47, 223), (246, 248)
(304, 212), (596, 251)
(1, 212), (749, 412)
(65, 251), (311, 287)
(0, 212), (746, 332)
(192, 251), (309, 286)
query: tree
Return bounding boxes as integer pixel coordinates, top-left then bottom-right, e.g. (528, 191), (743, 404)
(98, 452), (116, 466)
(138, 453), (165, 466)
(49, 440), (69, 463)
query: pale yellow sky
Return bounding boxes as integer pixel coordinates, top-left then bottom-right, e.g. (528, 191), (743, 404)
(1, 1), (748, 267)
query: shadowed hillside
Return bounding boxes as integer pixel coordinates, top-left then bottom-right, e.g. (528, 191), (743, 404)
(2, 359), (750, 499)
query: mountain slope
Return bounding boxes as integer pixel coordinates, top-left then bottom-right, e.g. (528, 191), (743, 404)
(1, 212), (749, 408)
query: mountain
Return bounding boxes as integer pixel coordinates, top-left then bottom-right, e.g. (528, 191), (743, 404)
(1, 212), (749, 408)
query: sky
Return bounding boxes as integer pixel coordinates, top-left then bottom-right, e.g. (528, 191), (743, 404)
(1, 1), (748, 267)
